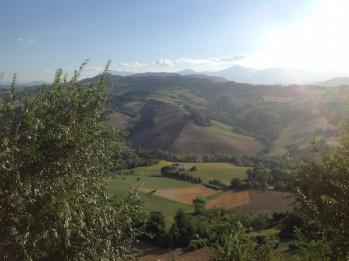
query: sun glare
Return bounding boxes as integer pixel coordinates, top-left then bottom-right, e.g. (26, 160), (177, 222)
(244, 0), (349, 73)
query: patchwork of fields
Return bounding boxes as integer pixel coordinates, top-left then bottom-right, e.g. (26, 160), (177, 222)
(108, 161), (293, 223)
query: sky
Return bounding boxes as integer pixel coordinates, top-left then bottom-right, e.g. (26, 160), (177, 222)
(1, 0), (348, 82)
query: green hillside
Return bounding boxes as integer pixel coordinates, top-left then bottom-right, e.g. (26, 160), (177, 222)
(5, 74), (345, 157)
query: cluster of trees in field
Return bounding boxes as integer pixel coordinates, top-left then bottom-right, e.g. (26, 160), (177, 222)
(245, 166), (292, 191)
(160, 165), (202, 184)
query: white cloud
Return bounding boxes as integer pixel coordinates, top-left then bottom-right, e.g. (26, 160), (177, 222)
(114, 55), (245, 73)
(17, 38), (36, 44)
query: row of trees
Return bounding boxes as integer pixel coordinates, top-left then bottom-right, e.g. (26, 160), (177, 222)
(115, 150), (159, 170)
(116, 149), (289, 168)
(160, 165), (202, 184)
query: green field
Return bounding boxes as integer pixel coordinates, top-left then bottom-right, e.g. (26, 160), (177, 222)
(145, 194), (194, 225)
(107, 161), (249, 224)
(132, 160), (249, 184)
(107, 176), (193, 225)
(107, 175), (192, 194)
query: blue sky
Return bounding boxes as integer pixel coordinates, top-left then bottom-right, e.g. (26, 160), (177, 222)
(2, 0), (346, 81)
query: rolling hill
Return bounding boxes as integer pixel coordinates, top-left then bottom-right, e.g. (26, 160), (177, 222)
(94, 73), (343, 157)
(5, 73), (347, 157)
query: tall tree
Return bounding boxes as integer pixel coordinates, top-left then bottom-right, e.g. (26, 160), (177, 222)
(293, 136), (349, 260)
(0, 63), (146, 260)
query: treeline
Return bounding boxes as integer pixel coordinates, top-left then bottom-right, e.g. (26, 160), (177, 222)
(118, 149), (289, 168)
(160, 165), (202, 184)
(116, 150), (160, 170)
(142, 201), (281, 259)
(142, 197), (346, 260)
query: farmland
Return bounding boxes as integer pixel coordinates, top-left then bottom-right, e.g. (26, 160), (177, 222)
(108, 161), (294, 225)
(107, 176), (193, 224)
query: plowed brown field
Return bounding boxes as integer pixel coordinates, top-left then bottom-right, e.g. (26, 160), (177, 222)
(154, 186), (215, 204)
(206, 191), (250, 208)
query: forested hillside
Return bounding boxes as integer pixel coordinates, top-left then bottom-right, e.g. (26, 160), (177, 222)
(81, 73), (343, 157)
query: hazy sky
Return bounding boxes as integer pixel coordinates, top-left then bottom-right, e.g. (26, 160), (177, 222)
(1, 0), (348, 81)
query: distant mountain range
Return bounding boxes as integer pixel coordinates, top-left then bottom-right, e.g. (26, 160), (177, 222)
(318, 77), (349, 87)
(181, 65), (342, 85)
(112, 65), (344, 85)
(2, 66), (348, 88)
(0, 80), (47, 88)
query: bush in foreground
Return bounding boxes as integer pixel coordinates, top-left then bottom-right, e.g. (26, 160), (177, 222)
(0, 64), (146, 260)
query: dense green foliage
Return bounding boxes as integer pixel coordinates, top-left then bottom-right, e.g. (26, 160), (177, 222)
(292, 137), (349, 260)
(0, 66), (146, 260)
(116, 150), (160, 170)
(142, 206), (278, 259)
(189, 111), (211, 127)
(241, 164), (292, 191)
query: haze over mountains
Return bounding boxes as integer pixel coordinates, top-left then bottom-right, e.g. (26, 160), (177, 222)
(0, 80), (47, 88)
(111, 64), (344, 85)
(1, 65), (346, 87)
